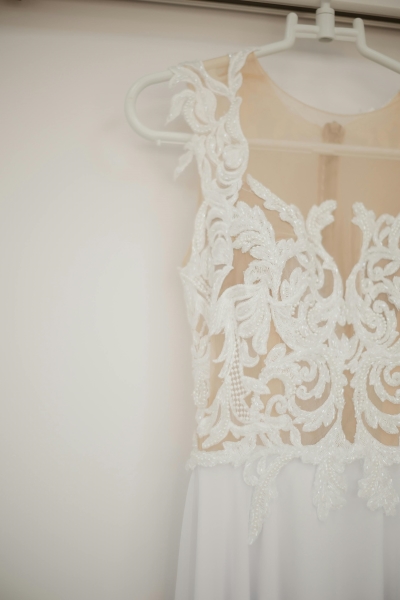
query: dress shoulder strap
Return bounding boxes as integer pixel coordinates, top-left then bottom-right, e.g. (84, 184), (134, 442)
(167, 49), (253, 204)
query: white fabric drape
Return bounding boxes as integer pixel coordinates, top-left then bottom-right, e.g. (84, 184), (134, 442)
(175, 462), (400, 600)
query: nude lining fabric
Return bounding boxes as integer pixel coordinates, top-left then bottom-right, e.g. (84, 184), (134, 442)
(168, 48), (400, 545)
(208, 51), (400, 448)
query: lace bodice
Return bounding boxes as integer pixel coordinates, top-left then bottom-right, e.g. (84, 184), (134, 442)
(167, 48), (400, 543)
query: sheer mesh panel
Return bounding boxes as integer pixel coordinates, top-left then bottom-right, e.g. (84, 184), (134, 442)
(184, 51), (400, 451)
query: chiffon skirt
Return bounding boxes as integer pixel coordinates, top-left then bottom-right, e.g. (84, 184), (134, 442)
(174, 460), (400, 600)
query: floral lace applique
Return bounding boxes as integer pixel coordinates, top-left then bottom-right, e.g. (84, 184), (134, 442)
(167, 49), (400, 543)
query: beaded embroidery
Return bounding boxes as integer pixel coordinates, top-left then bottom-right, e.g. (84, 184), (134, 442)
(167, 48), (400, 543)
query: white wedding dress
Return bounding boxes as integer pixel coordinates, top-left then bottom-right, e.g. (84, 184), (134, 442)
(167, 49), (400, 599)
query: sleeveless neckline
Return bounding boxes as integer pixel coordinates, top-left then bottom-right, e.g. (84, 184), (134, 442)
(176, 49), (400, 273)
(248, 50), (400, 125)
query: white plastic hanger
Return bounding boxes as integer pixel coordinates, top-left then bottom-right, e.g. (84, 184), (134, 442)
(125, 1), (400, 157)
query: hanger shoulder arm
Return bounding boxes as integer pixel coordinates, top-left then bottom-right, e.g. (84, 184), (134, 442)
(353, 18), (400, 75)
(125, 68), (191, 144)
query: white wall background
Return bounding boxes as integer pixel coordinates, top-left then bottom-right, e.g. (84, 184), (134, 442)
(0, 2), (399, 599)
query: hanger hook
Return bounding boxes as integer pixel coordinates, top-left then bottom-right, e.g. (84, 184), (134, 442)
(316, 1), (335, 42)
